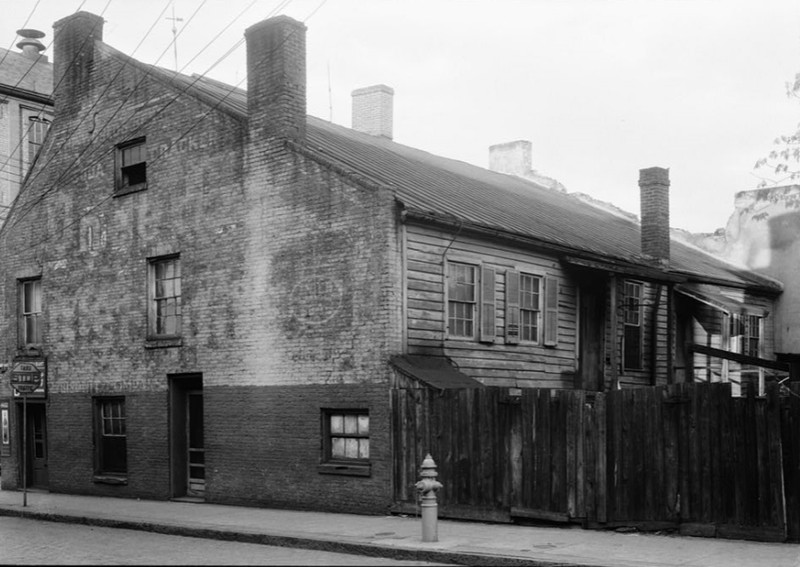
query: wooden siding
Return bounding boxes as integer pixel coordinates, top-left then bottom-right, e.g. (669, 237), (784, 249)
(405, 224), (577, 388)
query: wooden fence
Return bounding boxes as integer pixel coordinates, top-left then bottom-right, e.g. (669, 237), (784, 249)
(392, 382), (800, 542)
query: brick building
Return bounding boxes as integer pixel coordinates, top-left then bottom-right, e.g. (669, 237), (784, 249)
(0, 29), (53, 226)
(0, 11), (785, 515)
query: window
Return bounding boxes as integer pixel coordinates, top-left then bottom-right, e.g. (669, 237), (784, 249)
(731, 314), (761, 357)
(148, 256), (181, 338)
(26, 117), (49, 169)
(19, 278), (42, 346)
(116, 138), (147, 194)
(519, 273), (542, 343)
(95, 398), (127, 477)
(623, 280), (643, 370)
(447, 262), (477, 338)
(319, 409), (370, 476)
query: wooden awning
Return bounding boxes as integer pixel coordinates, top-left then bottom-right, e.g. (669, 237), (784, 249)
(390, 355), (484, 390)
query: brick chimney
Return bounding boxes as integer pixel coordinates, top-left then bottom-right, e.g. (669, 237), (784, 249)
(639, 167), (670, 266)
(489, 140), (531, 176)
(351, 85), (394, 139)
(245, 15), (306, 142)
(52, 11), (103, 116)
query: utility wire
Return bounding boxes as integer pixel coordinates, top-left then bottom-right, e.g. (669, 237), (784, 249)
(4, 0), (313, 253)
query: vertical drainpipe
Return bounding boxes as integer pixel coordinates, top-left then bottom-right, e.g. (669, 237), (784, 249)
(609, 275), (619, 390)
(667, 283), (675, 384)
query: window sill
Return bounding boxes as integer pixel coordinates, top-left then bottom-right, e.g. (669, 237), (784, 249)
(114, 183), (147, 198)
(93, 475), (128, 485)
(145, 337), (182, 349)
(318, 462), (371, 477)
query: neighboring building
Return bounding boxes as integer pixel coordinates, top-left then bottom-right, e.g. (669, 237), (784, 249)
(0, 29), (53, 226)
(705, 185), (800, 369)
(0, 11), (784, 515)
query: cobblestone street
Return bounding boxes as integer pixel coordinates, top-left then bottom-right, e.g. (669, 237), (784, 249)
(0, 517), (447, 565)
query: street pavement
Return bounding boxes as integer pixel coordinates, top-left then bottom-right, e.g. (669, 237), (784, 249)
(0, 490), (798, 566)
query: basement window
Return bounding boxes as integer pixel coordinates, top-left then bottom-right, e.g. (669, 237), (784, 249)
(115, 138), (147, 195)
(318, 409), (371, 477)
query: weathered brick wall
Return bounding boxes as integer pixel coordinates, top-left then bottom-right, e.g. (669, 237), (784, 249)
(205, 383), (393, 513)
(0, 25), (403, 511)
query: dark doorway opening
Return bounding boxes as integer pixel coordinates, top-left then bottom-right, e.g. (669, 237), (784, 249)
(169, 374), (204, 500)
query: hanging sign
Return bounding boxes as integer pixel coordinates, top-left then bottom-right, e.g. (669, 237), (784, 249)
(10, 360), (45, 396)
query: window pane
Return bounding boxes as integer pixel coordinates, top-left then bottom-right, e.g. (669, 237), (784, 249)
(344, 415), (358, 435)
(331, 437), (345, 459)
(330, 415), (343, 434)
(358, 439), (370, 459)
(357, 415), (369, 435)
(344, 438), (359, 458)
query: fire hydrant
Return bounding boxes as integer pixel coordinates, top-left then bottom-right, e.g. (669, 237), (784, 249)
(415, 453), (443, 542)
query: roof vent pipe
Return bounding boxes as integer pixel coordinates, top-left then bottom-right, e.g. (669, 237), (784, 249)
(16, 29), (46, 60)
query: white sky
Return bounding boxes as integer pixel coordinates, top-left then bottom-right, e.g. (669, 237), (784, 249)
(2, 0), (799, 233)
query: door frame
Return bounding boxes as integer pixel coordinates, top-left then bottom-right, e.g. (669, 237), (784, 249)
(168, 374), (203, 499)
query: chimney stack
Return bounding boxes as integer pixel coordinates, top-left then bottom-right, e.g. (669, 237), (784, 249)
(52, 12), (104, 116)
(489, 140), (532, 176)
(351, 85), (394, 139)
(245, 15), (307, 142)
(16, 29), (47, 61)
(639, 167), (670, 266)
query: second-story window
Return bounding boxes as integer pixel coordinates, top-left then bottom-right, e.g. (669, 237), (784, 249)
(26, 117), (50, 169)
(623, 280), (643, 370)
(447, 262), (477, 338)
(116, 138), (147, 195)
(19, 278), (42, 346)
(149, 256), (181, 338)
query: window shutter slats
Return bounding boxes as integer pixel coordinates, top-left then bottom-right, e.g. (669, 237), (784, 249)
(480, 265), (496, 343)
(505, 269), (520, 344)
(544, 275), (559, 347)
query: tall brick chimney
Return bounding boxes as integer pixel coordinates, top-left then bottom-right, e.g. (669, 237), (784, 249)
(639, 166), (670, 266)
(52, 11), (103, 116)
(245, 15), (306, 142)
(351, 85), (394, 140)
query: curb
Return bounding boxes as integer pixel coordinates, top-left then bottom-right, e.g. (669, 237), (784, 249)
(0, 507), (589, 567)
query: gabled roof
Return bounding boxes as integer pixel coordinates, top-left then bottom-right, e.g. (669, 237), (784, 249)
(139, 64), (781, 294)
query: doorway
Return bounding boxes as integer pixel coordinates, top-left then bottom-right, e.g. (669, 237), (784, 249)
(169, 375), (204, 500)
(17, 401), (48, 489)
(578, 276), (607, 392)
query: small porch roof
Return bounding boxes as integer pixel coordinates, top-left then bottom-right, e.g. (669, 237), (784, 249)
(675, 284), (767, 316)
(389, 355), (484, 390)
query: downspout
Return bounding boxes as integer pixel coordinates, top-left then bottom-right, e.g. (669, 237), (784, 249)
(650, 284), (663, 386)
(667, 283), (674, 384)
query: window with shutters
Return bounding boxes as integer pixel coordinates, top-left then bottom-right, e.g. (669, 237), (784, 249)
(520, 273), (542, 343)
(115, 138), (147, 195)
(447, 262), (477, 338)
(622, 280), (643, 370)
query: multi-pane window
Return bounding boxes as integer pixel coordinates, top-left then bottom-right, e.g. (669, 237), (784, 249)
(623, 280), (643, 370)
(731, 314), (761, 357)
(447, 262), (477, 338)
(117, 138), (147, 193)
(149, 256), (181, 337)
(95, 398), (127, 475)
(520, 273), (541, 343)
(26, 117), (50, 169)
(325, 410), (369, 462)
(19, 278), (42, 346)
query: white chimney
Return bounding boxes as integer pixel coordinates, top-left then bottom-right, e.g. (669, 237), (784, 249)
(351, 84), (394, 140)
(489, 140), (531, 176)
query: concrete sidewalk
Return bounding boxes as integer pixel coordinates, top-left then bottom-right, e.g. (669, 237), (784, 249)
(0, 490), (798, 566)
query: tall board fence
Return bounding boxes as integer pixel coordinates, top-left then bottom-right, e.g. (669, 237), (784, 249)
(392, 382), (800, 542)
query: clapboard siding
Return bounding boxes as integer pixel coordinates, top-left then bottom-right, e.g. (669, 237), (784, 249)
(405, 223), (577, 387)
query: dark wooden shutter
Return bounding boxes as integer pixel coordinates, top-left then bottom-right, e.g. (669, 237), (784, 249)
(544, 275), (559, 347)
(505, 269), (520, 344)
(480, 265), (496, 343)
